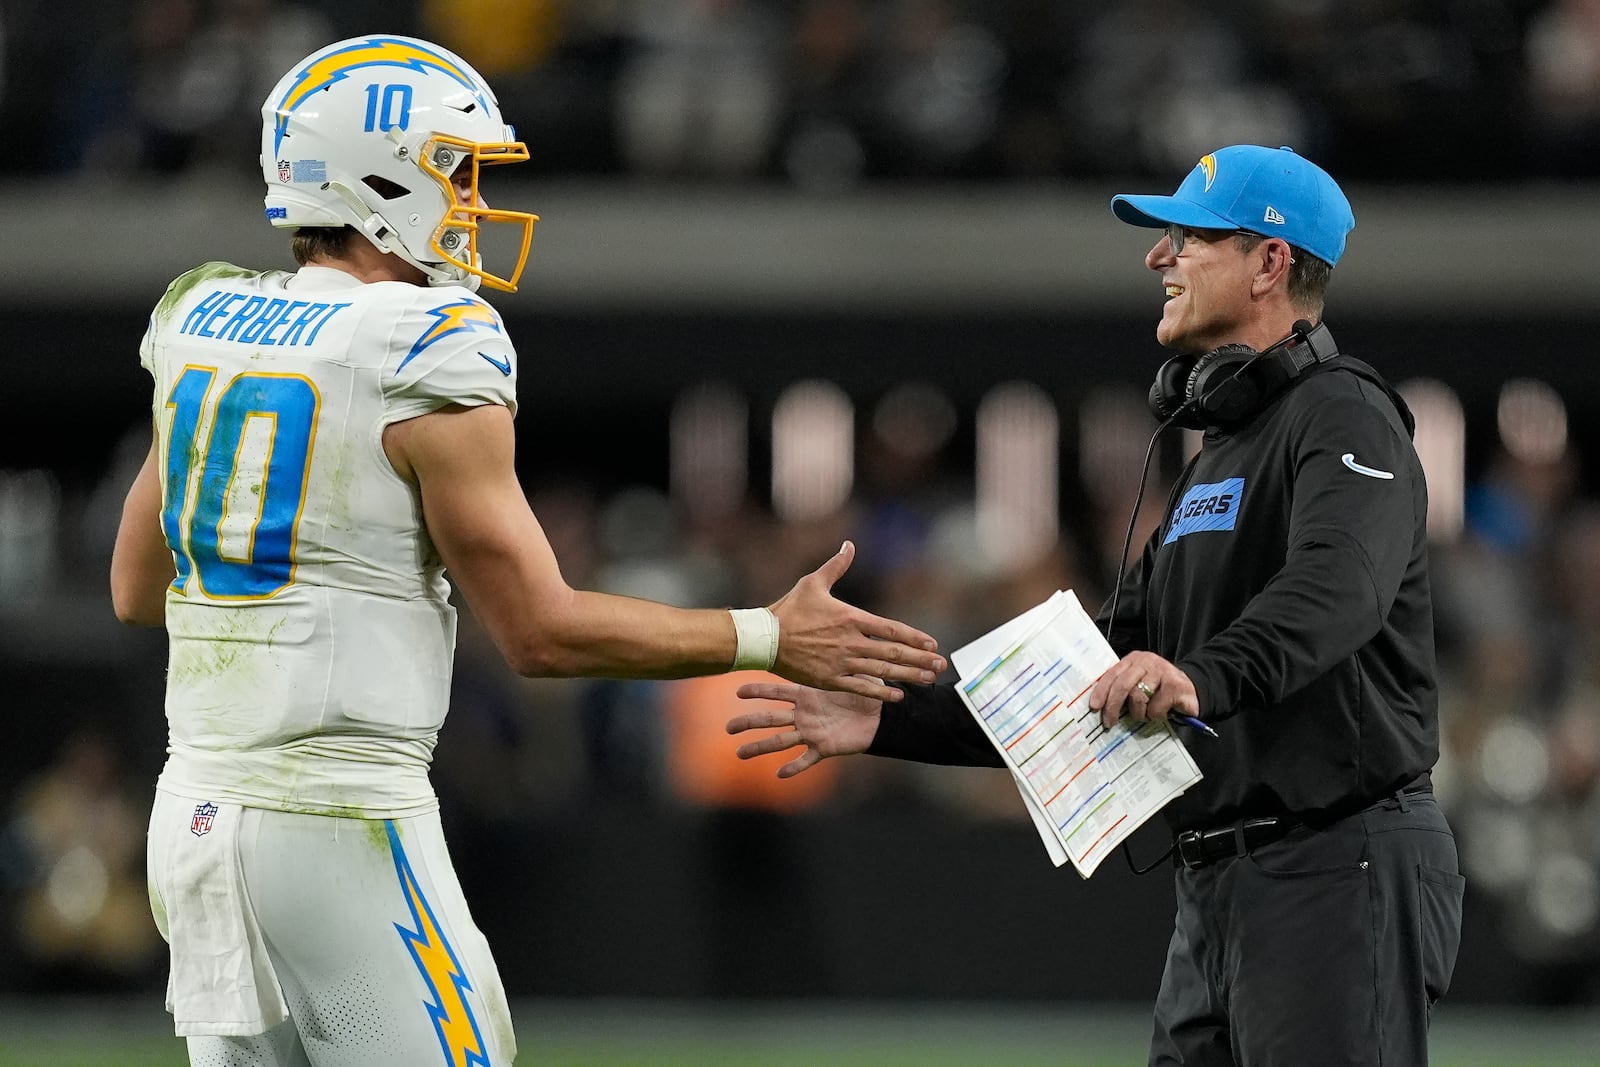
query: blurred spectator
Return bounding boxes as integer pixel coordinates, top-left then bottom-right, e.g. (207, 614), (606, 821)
(872, 0), (1007, 179)
(0, 469), (60, 605)
(7, 0), (1600, 1012)
(1525, 0), (1600, 176)
(318, 0), (422, 41)
(3, 731), (161, 990)
(0, 0), (1584, 183)
(850, 382), (961, 602)
(665, 672), (840, 814)
(779, 0), (875, 190)
(1451, 685), (1600, 1006)
(432, 607), (544, 826)
(574, 485), (739, 801)
(209, 0), (337, 160)
(442, 480), (603, 816)
(1255, 0), (1525, 181)
(78, 0), (332, 176)
(664, 671), (839, 995)
(1068, 0), (1302, 177)
(1433, 441), (1579, 744)
(1551, 505), (1600, 669)
(419, 0), (630, 174)
(0, 0), (114, 173)
(980, 0), (1074, 177)
(1432, 420), (1600, 1005)
(422, 0), (567, 79)
(614, 0), (785, 179)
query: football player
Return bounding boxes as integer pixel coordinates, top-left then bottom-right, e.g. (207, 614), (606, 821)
(111, 35), (943, 1066)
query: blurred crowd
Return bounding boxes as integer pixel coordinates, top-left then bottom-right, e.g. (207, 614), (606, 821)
(3, 0), (1600, 1008)
(4, 371), (1600, 1002)
(1, 0), (1598, 185)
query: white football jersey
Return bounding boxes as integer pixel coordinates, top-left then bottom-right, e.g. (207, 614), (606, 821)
(140, 262), (518, 818)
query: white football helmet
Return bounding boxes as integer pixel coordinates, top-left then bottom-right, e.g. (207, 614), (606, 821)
(261, 35), (537, 292)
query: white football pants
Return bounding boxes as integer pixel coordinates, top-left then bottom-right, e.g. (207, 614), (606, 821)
(148, 791), (516, 1066)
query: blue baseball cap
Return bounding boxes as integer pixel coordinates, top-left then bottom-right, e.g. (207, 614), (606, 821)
(1111, 145), (1355, 267)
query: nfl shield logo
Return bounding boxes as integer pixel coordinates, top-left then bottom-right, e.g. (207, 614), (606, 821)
(190, 802), (218, 837)
(277, 159), (291, 183)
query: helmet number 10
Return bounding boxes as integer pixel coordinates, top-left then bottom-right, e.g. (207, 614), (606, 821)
(363, 83), (413, 134)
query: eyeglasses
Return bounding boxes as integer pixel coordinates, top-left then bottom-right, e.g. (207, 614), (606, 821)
(1164, 223), (1292, 263)
(1165, 223), (1222, 256)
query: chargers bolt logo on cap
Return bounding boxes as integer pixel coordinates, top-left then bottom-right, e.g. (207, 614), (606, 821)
(1110, 145), (1356, 267)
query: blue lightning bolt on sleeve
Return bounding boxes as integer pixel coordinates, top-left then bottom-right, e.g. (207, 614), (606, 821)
(384, 290), (518, 421)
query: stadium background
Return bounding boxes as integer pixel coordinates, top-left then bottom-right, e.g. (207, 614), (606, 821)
(3, 1), (1600, 1063)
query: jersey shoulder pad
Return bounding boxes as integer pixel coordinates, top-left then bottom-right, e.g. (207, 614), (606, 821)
(149, 261), (263, 325)
(382, 287), (517, 419)
(141, 261), (265, 371)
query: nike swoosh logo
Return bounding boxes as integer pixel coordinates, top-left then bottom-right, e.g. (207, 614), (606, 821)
(479, 350), (512, 377)
(1341, 453), (1394, 480)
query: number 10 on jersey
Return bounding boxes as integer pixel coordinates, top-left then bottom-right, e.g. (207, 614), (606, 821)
(162, 367), (320, 599)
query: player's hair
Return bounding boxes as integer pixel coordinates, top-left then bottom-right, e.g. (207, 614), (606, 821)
(1233, 232), (1332, 316)
(290, 226), (357, 266)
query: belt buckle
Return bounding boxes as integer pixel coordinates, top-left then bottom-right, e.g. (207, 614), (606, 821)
(1175, 829), (1207, 870)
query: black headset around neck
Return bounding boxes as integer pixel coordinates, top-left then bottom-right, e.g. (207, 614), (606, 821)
(1147, 320), (1340, 431)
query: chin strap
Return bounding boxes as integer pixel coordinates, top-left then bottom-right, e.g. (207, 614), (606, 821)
(326, 180), (399, 248)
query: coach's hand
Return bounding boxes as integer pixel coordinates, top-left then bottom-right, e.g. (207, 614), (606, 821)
(727, 682), (882, 778)
(1089, 651), (1199, 730)
(767, 540), (944, 702)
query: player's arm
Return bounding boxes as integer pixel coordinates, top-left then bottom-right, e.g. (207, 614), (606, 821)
(384, 403), (944, 701)
(110, 434), (175, 626)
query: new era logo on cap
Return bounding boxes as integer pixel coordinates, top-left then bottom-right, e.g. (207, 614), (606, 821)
(1109, 145), (1356, 266)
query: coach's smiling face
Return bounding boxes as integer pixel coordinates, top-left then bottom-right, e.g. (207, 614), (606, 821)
(1146, 225), (1262, 354)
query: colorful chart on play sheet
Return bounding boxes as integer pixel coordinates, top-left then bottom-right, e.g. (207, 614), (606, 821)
(952, 591), (1202, 877)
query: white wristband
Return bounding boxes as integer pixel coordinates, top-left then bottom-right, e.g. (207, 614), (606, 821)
(729, 607), (780, 672)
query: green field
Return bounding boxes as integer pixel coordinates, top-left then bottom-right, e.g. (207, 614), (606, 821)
(2, 999), (1597, 1066)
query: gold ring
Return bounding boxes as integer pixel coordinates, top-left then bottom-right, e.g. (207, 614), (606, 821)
(1135, 681), (1155, 700)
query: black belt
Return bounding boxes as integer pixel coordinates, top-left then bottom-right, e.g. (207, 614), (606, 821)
(1175, 817), (1299, 870)
(1174, 773), (1433, 871)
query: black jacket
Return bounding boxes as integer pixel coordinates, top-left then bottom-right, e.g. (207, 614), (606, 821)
(870, 354), (1439, 831)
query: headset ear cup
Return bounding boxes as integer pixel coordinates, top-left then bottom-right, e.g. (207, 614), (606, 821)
(1149, 356), (1199, 424)
(1187, 344), (1261, 428)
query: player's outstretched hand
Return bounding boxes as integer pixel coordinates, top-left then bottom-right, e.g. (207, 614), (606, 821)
(728, 681), (882, 778)
(767, 540), (944, 702)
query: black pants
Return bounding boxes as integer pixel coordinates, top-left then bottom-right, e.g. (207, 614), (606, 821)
(1150, 792), (1464, 1066)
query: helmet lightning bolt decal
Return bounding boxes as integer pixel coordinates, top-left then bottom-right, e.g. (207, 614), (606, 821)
(398, 299), (503, 373)
(272, 37), (488, 153)
(386, 821), (491, 1067)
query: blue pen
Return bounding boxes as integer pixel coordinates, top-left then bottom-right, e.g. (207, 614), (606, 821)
(1172, 713), (1220, 740)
